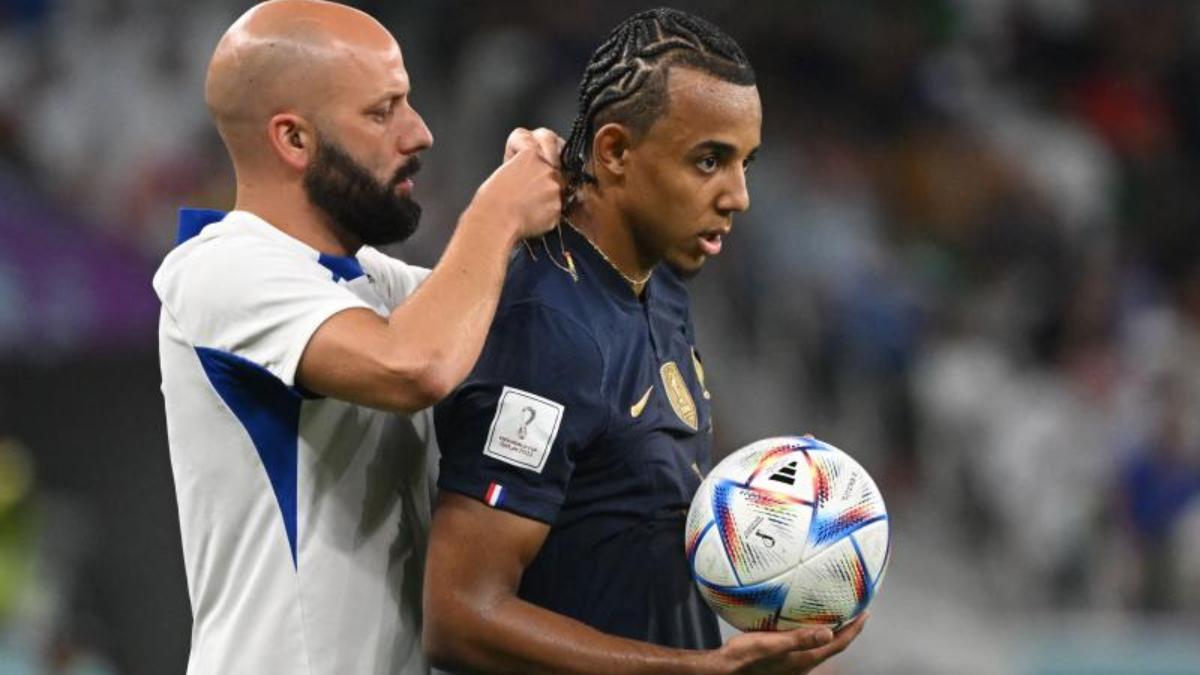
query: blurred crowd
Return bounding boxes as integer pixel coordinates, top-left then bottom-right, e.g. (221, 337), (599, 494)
(2, 0), (1199, 672)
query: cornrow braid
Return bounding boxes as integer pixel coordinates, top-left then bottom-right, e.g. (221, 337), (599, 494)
(561, 8), (755, 199)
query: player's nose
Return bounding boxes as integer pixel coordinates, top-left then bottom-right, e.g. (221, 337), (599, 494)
(716, 167), (750, 214)
(398, 104), (434, 154)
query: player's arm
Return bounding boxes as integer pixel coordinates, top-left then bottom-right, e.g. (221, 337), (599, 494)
(423, 491), (866, 675)
(297, 129), (565, 412)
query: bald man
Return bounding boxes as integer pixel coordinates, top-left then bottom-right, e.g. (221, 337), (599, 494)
(152, 1), (562, 673)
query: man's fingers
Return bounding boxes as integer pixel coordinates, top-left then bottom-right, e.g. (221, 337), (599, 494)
(504, 127), (534, 162)
(745, 625), (833, 659)
(504, 127), (565, 166)
(805, 613), (868, 662)
(531, 128), (564, 167)
(790, 626), (835, 651)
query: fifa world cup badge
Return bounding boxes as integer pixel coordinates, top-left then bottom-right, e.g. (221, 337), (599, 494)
(660, 361), (698, 430)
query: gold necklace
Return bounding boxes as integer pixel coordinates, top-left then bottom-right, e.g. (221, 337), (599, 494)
(561, 217), (653, 291)
(521, 222), (578, 281)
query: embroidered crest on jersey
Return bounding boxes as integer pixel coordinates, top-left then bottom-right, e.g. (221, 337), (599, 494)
(483, 386), (564, 473)
(660, 361), (698, 430)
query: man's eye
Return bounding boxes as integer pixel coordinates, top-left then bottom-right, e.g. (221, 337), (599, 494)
(697, 156), (719, 173)
(743, 157), (754, 174)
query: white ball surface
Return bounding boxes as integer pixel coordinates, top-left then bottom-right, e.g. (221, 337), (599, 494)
(685, 436), (890, 631)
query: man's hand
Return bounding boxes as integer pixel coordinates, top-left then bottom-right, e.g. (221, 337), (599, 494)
(707, 614), (868, 675)
(467, 146), (563, 241)
(296, 143), (562, 412)
(505, 127), (565, 166)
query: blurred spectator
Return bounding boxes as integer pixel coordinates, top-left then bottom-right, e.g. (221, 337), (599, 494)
(0, 437), (114, 675)
(1120, 375), (1200, 610)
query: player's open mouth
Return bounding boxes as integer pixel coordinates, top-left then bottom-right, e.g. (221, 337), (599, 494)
(394, 178), (414, 194)
(699, 231), (724, 256)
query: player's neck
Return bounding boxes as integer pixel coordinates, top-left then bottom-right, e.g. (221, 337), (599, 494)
(235, 180), (360, 257)
(567, 194), (655, 295)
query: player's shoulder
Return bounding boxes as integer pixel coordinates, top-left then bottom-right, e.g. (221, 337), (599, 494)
(497, 247), (603, 338)
(153, 212), (329, 311)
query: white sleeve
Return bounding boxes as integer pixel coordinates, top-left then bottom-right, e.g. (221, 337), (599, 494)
(357, 246), (431, 309)
(154, 236), (371, 387)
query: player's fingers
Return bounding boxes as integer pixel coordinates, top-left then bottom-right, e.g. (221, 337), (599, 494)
(504, 127), (534, 161)
(804, 613), (868, 662)
(785, 626), (835, 652)
(743, 626), (833, 659)
(548, 165), (566, 191)
(528, 150), (566, 188)
(530, 127), (564, 167)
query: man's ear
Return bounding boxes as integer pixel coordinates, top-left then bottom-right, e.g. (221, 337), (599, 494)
(591, 122), (634, 182)
(268, 113), (314, 171)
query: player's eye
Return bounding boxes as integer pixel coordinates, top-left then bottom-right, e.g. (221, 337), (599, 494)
(697, 155), (719, 174)
(743, 151), (759, 172)
(368, 101), (396, 123)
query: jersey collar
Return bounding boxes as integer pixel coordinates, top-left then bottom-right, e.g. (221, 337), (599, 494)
(559, 223), (655, 310)
(176, 207), (365, 282)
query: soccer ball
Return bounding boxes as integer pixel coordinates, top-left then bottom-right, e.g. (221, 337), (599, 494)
(685, 436), (890, 631)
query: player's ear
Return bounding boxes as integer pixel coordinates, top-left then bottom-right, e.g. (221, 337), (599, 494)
(591, 122), (633, 181)
(268, 113), (315, 171)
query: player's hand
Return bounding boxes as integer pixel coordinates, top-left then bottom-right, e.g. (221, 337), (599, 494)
(468, 146), (563, 240)
(708, 614), (867, 675)
(504, 127), (565, 167)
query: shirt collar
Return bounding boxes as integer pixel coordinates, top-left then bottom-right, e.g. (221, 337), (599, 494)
(175, 207), (364, 282)
(559, 222), (656, 310)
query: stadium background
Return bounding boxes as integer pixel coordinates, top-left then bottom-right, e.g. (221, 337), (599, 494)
(2, 0), (1200, 672)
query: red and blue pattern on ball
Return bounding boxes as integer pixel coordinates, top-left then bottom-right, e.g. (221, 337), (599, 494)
(804, 450), (886, 549)
(692, 436), (888, 630)
(694, 576), (791, 630)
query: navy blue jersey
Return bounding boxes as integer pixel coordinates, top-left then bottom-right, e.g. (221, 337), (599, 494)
(435, 224), (721, 649)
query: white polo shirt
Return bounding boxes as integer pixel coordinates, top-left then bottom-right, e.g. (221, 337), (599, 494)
(154, 209), (433, 675)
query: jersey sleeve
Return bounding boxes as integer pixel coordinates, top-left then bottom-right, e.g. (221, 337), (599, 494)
(154, 235), (371, 387)
(434, 302), (609, 524)
(356, 246), (431, 309)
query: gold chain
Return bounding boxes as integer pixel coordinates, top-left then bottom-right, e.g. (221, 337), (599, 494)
(522, 223), (578, 281)
(561, 217), (653, 290)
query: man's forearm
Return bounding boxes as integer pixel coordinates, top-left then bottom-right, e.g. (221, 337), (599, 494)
(426, 591), (718, 675)
(383, 211), (520, 400)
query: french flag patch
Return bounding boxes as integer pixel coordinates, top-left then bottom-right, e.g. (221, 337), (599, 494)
(485, 481), (504, 507)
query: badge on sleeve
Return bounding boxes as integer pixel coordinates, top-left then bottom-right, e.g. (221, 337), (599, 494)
(482, 386), (564, 473)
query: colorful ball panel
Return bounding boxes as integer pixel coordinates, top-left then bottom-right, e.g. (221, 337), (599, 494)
(691, 523), (739, 587)
(708, 478), (814, 586)
(685, 436), (890, 632)
(779, 535), (875, 628)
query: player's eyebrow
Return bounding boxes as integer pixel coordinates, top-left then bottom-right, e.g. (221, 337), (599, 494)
(365, 87), (408, 110)
(692, 140), (759, 160)
(691, 140), (736, 157)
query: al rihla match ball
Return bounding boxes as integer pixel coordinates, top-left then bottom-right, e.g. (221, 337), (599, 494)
(685, 435), (890, 631)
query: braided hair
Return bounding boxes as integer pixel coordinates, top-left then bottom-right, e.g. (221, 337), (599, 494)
(561, 8), (756, 199)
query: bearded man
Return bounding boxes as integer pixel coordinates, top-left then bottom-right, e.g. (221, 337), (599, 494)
(153, 1), (563, 673)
